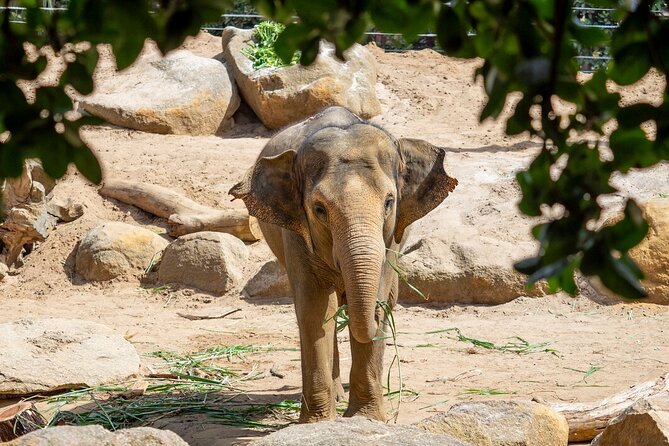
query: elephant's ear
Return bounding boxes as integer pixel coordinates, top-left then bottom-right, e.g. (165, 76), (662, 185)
(395, 138), (458, 243)
(229, 149), (311, 250)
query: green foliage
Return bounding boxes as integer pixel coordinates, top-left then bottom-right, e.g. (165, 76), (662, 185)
(241, 21), (300, 69)
(3, 0), (669, 299)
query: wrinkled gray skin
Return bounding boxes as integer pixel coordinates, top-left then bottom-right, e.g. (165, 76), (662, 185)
(230, 106), (457, 422)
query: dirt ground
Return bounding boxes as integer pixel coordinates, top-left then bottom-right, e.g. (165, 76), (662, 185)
(2, 34), (669, 445)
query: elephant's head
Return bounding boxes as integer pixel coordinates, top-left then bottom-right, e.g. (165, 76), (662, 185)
(231, 120), (457, 343)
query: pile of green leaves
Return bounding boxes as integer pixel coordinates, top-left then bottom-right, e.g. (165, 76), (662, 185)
(42, 344), (300, 430)
(241, 21), (300, 69)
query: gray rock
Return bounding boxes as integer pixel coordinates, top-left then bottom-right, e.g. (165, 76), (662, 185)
(591, 396), (669, 446)
(416, 400), (569, 446)
(222, 27), (381, 129)
(158, 231), (249, 294)
(4, 425), (188, 446)
(243, 259), (290, 298)
(250, 416), (472, 446)
(75, 222), (169, 282)
(81, 47), (240, 135)
(0, 319), (140, 396)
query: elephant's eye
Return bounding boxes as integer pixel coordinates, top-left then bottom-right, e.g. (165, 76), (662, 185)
(384, 196), (395, 214)
(313, 203), (328, 222)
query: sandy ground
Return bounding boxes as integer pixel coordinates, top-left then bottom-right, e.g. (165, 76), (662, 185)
(2, 34), (669, 445)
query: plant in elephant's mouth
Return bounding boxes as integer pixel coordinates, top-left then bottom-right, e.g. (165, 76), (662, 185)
(325, 299), (412, 423)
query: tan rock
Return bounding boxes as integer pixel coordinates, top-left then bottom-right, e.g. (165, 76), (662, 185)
(251, 416), (472, 446)
(398, 236), (544, 305)
(416, 400), (569, 446)
(81, 46), (240, 135)
(591, 396), (669, 446)
(243, 259), (290, 298)
(586, 199), (669, 304)
(222, 27), (381, 129)
(75, 222), (169, 281)
(5, 425), (188, 446)
(0, 319), (140, 396)
(158, 231), (249, 294)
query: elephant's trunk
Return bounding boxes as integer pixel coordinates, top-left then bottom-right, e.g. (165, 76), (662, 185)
(333, 221), (386, 344)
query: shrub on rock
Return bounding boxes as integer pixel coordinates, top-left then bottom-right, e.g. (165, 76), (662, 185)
(158, 231), (249, 294)
(80, 48), (240, 135)
(75, 222), (169, 282)
(222, 27), (381, 129)
(0, 319), (140, 397)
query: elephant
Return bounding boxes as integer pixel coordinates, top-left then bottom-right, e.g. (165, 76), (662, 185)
(230, 106), (457, 423)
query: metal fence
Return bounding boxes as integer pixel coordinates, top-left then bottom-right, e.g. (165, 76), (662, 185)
(3, 5), (666, 72)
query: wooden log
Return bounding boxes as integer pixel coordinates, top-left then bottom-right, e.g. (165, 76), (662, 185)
(543, 372), (669, 442)
(99, 179), (262, 242)
(0, 401), (46, 441)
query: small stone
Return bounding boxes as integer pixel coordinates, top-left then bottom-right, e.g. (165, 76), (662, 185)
(243, 259), (290, 298)
(75, 222), (169, 282)
(158, 231), (249, 294)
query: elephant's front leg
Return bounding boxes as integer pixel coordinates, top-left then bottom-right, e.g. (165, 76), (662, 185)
(285, 241), (339, 421)
(293, 282), (339, 422)
(344, 307), (387, 421)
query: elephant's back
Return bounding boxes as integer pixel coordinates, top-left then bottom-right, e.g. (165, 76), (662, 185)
(260, 106), (363, 158)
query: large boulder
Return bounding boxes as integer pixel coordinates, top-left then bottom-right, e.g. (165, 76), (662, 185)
(243, 259), (291, 298)
(396, 169), (545, 305)
(80, 48), (240, 135)
(586, 199), (669, 304)
(75, 222), (169, 282)
(0, 319), (140, 396)
(416, 400), (569, 446)
(158, 231), (249, 294)
(222, 27), (381, 129)
(591, 396), (669, 446)
(250, 416), (472, 446)
(5, 425), (188, 446)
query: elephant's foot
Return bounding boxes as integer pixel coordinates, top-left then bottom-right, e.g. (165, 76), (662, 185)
(299, 393), (337, 423)
(343, 400), (386, 422)
(298, 407), (337, 423)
